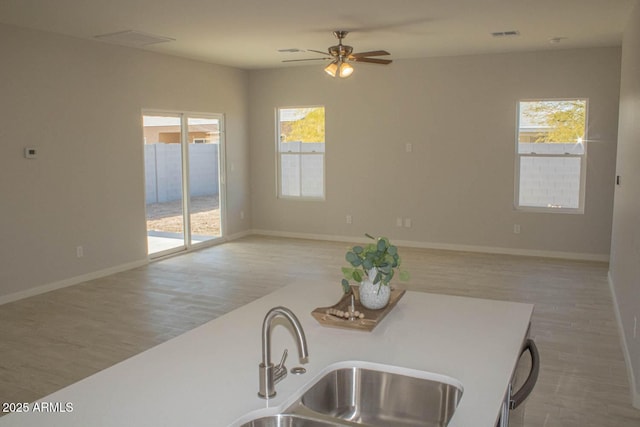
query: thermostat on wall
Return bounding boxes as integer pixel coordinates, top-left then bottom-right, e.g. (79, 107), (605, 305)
(24, 147), (38, 159)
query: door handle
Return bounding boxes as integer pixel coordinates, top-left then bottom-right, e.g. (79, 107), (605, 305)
(510, 338), (540, 410)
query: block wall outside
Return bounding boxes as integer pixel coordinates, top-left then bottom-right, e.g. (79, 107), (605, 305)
(279, 142), (324, 197)
(277, 140), (581, 205)
(144, 144), (219, 204)
(518, 143), (583, 208)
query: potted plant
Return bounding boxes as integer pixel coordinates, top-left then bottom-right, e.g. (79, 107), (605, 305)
(341, 233), (409, 309)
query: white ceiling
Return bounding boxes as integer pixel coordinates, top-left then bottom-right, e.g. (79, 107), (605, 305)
(0, 0), (635, 69)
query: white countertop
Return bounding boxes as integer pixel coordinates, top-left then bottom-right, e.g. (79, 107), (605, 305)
(0, 282), (533, 427)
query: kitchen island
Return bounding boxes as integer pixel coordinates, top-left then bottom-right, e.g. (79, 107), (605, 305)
(0, 282), (533, 427)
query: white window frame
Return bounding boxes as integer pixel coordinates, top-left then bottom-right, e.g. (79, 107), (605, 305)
(514, 98), (588, 214)
(276, 106), (326, 200)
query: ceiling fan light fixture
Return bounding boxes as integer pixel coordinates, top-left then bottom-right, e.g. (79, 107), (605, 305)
(289, 31), (389, 78)
(325, 59), (354, 78)
(338, 61), (354, 78)
(324, 61), (339, 77)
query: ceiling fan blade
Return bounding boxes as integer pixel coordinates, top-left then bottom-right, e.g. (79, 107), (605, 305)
(351, 57), (393, 65)
(282, 58), (330, 63)
(350, 50), (390, 58)
(307, 49), (332, 56)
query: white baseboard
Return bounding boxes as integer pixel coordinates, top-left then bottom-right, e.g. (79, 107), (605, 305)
(608, 271), (640, 409)
(250, 229), (610, 262)
(225, 229), (252, 241)
(0, 259), (148, 306)
(252, 229), (373, 245)
(0, 230), (254, 305)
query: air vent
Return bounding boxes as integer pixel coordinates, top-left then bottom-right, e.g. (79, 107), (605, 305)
(549, 37), (567, 44)
(491, 30), (520, 38)
(94, 30), (175, 46)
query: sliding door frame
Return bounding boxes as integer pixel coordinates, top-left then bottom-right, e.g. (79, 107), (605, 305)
(143, 109), (227, 258)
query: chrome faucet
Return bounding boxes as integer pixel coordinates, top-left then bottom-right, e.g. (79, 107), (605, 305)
(258, 306), (309, 399)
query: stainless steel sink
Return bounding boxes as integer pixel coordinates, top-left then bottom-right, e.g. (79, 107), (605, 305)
(237, 363), (462, 427)
(240, 414), (342, 427)
(298, 367), (462, 427)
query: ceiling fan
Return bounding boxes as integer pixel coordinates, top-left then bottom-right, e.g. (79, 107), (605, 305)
(283, 31), (392, 78)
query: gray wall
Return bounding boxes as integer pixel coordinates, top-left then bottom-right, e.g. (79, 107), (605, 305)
(610, 0), (640, 407)
(0, 23), (250, 300)
(249, 47), (621, 259)
(144, 144), (220, 204)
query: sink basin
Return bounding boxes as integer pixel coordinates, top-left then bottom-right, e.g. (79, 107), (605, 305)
(240, 414), (342, 427)
(298, 366), (462, 427)
(235, 363), (462, 427)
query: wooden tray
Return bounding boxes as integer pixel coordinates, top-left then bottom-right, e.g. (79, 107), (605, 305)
(311, 285), (406, 332)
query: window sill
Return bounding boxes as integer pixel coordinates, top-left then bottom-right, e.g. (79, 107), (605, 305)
(514, 206), (584, 215)
(278, 195), (326, 202)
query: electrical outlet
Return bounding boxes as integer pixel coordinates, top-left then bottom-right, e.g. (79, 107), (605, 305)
(24, 147), (38, 159)
(513, 224), (521, 234)
(346, 215), (352, 224)
(404, 218), (412, 228)
(405, 143), (413, 153)
(396, 217), (403, 227)
(76, 246), (84, 258)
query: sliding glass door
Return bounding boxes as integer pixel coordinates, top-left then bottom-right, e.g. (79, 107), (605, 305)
(143, 112), (225, 257)
(186, 117), (223, 246)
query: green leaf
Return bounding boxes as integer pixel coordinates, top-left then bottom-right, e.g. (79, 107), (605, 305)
(387, 269), (395, 282)
(363, 258), (373, 270)
(399, 270), (410, 281)
(379, 264), (391, 274)
(377, 239), (386, 252)
(388, 245), (397, 256)
(341, 267), (355, 279)
(345, 251), (359, 265)
(353, 246), (363, 254)
(373, 271), (381, 284)
(353, 270), (363, 283)
(341, 279), (351, 294)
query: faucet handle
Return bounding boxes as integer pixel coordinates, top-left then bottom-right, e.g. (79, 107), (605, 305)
(277, 349), (288, 370)
(273, 349), (288, 384)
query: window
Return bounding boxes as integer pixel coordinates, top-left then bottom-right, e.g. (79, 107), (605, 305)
(515, 99), (587, 213)
(277, 106), (325, 199)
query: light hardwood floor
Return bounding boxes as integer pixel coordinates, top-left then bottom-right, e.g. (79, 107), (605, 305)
(1, 235), (639, 426)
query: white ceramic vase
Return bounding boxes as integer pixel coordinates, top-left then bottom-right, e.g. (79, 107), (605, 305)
(359, 269), (391, 310)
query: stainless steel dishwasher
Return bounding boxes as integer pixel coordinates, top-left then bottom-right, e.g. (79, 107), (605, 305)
(497, 337), (540, 427)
